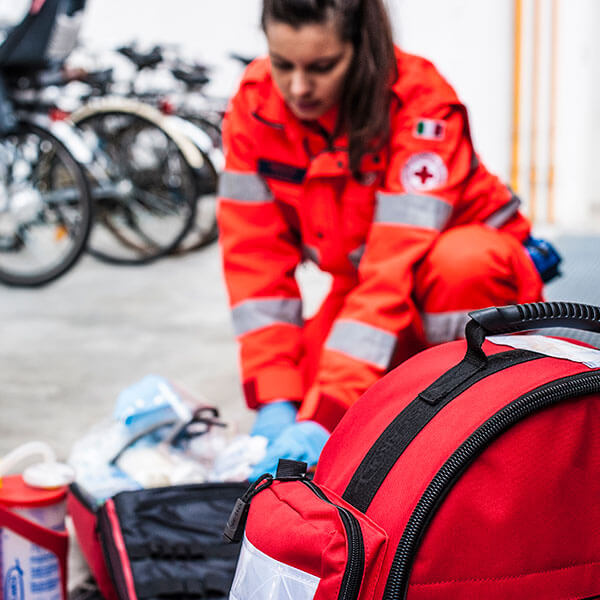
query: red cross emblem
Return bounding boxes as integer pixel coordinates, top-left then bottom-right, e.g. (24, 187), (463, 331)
(414, 165), (433, 185)
(401, 152), (448, 192)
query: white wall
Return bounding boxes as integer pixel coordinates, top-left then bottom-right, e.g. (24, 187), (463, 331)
(391, 1), (514, 190)
(78, 0), (600, 231)
(79, 1), (266, 97)
(390, 0), (600, 231)
(552, 0), (600, 230)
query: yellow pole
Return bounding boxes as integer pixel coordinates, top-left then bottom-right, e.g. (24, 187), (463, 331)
(547, 0), (558, 223)
(528, 0), (541, 223)
(510, 0), (523, 193)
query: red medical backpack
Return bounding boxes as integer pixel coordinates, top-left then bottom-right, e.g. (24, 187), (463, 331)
(226, 302), (600, 600)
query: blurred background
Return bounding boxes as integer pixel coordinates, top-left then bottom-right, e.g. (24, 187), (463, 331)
(78, 0), (600, 230)
(5, 0), (597, 228)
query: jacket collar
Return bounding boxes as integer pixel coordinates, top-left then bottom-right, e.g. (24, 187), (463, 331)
(249, 59), (291, 128)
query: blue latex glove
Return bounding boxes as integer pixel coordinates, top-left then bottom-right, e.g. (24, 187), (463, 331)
(249, 420), (330, 481)
(524, 236), (562, 283)
(250, 400), (297, 445)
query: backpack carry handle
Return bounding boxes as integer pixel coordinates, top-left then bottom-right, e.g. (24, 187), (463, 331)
(419, 302), (600, 406)
(468, 302), (600, 337)
(465, 302), (600, 364)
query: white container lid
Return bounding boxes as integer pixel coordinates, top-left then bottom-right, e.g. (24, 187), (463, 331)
(23, 462), (76, 489)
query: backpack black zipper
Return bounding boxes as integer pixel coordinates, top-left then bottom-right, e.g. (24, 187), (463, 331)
(301, 479), (365, 600)
(383, 371), (600, 600)
(224, 472), (365, 600)
(343, 350), (543, 512)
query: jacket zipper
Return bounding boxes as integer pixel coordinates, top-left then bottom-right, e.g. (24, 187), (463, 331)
(301, 479), (365, 600)
(383, 371), (600, 600)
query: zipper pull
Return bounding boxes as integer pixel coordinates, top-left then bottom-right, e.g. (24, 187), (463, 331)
(223, 473), (273, 543)
(275, 458), (308, 480)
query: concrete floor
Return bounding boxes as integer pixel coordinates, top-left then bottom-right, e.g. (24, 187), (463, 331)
(0, 243), (254, 462)
(1, 232), (600, 594)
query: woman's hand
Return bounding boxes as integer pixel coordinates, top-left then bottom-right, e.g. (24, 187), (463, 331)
(249, 420), (330, 481)
(250, 400), (298, 444)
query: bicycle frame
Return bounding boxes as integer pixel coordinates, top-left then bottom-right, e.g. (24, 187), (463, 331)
(70, 96), (218, 173)
(16, 105), (130, 208)
(20, 110), (93, 164)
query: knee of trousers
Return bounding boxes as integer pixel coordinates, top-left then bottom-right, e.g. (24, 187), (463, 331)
(414, 224), (538, 314)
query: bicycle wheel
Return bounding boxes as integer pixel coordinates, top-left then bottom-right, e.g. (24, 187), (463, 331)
(74, 110), (197, 264)
(173, 137), (219, 254)
(187, 114), (222, 148)
(0, 122), (92, 287)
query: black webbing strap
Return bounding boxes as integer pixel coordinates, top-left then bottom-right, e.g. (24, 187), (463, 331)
(127, 541), (240, 561)
(342, 349), (543, 513)
(418, 321), (488, 405)
(135, 571), (232, 598)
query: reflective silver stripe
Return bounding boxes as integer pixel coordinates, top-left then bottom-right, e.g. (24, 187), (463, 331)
(218, 171), (273, 203)
(375, 192), (452, 230)
(302, 244), (320, 265)
(325, 320), (397, 369)
(348, 244), (365, 269)
(521, 328), (600, 350)
(422, 310), (471, 344)
(485, 193), (521, 228)
(230, 535), (320, 600)
(232, 298), (303, 336)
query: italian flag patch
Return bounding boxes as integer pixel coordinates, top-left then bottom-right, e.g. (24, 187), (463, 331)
(414, 118), (446, 140)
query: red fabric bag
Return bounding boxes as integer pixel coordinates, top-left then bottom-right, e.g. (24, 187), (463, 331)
(227, 302), (600, 600)
(68, 484), (119, 600)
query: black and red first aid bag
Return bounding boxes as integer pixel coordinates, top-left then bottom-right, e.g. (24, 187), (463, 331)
(67, 406), (246, 599)
(68, 481), (245, 600)
(225, 302), (600, 600)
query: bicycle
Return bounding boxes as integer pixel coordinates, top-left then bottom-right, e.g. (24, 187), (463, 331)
(88, 42), (229, 252)
(0, 0), (93, 287)
(26, 62), (212, 266)
(65, 44), (222, 259)
(70, 90), (203, 265)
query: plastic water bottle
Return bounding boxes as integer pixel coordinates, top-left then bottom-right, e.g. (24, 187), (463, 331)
(0, 442), (74, 600)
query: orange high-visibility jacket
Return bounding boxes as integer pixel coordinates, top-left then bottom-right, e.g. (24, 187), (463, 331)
(217, 49), (533, 430)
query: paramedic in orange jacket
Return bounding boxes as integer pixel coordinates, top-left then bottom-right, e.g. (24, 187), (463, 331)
(217, 0), (546, 477)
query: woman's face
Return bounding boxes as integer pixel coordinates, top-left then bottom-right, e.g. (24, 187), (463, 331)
(265, 18), (354, 121)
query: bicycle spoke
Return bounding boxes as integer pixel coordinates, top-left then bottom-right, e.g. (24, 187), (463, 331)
(0, 123), (92, 287)
(74, 110), (197, 264)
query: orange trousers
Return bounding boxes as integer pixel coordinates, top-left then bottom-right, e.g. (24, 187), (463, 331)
(302, 224), (544, 388)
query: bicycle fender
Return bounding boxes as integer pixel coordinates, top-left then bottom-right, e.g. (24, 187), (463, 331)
(164, 114), (224, 171)
(70, 97), (208, 170)
(20, 113), (94, 165)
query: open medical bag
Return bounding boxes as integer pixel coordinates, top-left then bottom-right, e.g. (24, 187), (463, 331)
(69, 481), (245, 600)
(227, 302), (600, 600)
(66, 390), (249, 600)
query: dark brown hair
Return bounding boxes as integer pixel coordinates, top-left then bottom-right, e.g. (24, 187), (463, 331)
(262, 0), (398, 174)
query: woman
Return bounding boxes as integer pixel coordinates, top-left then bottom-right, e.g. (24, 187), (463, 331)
(217, 0), (549, 477)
